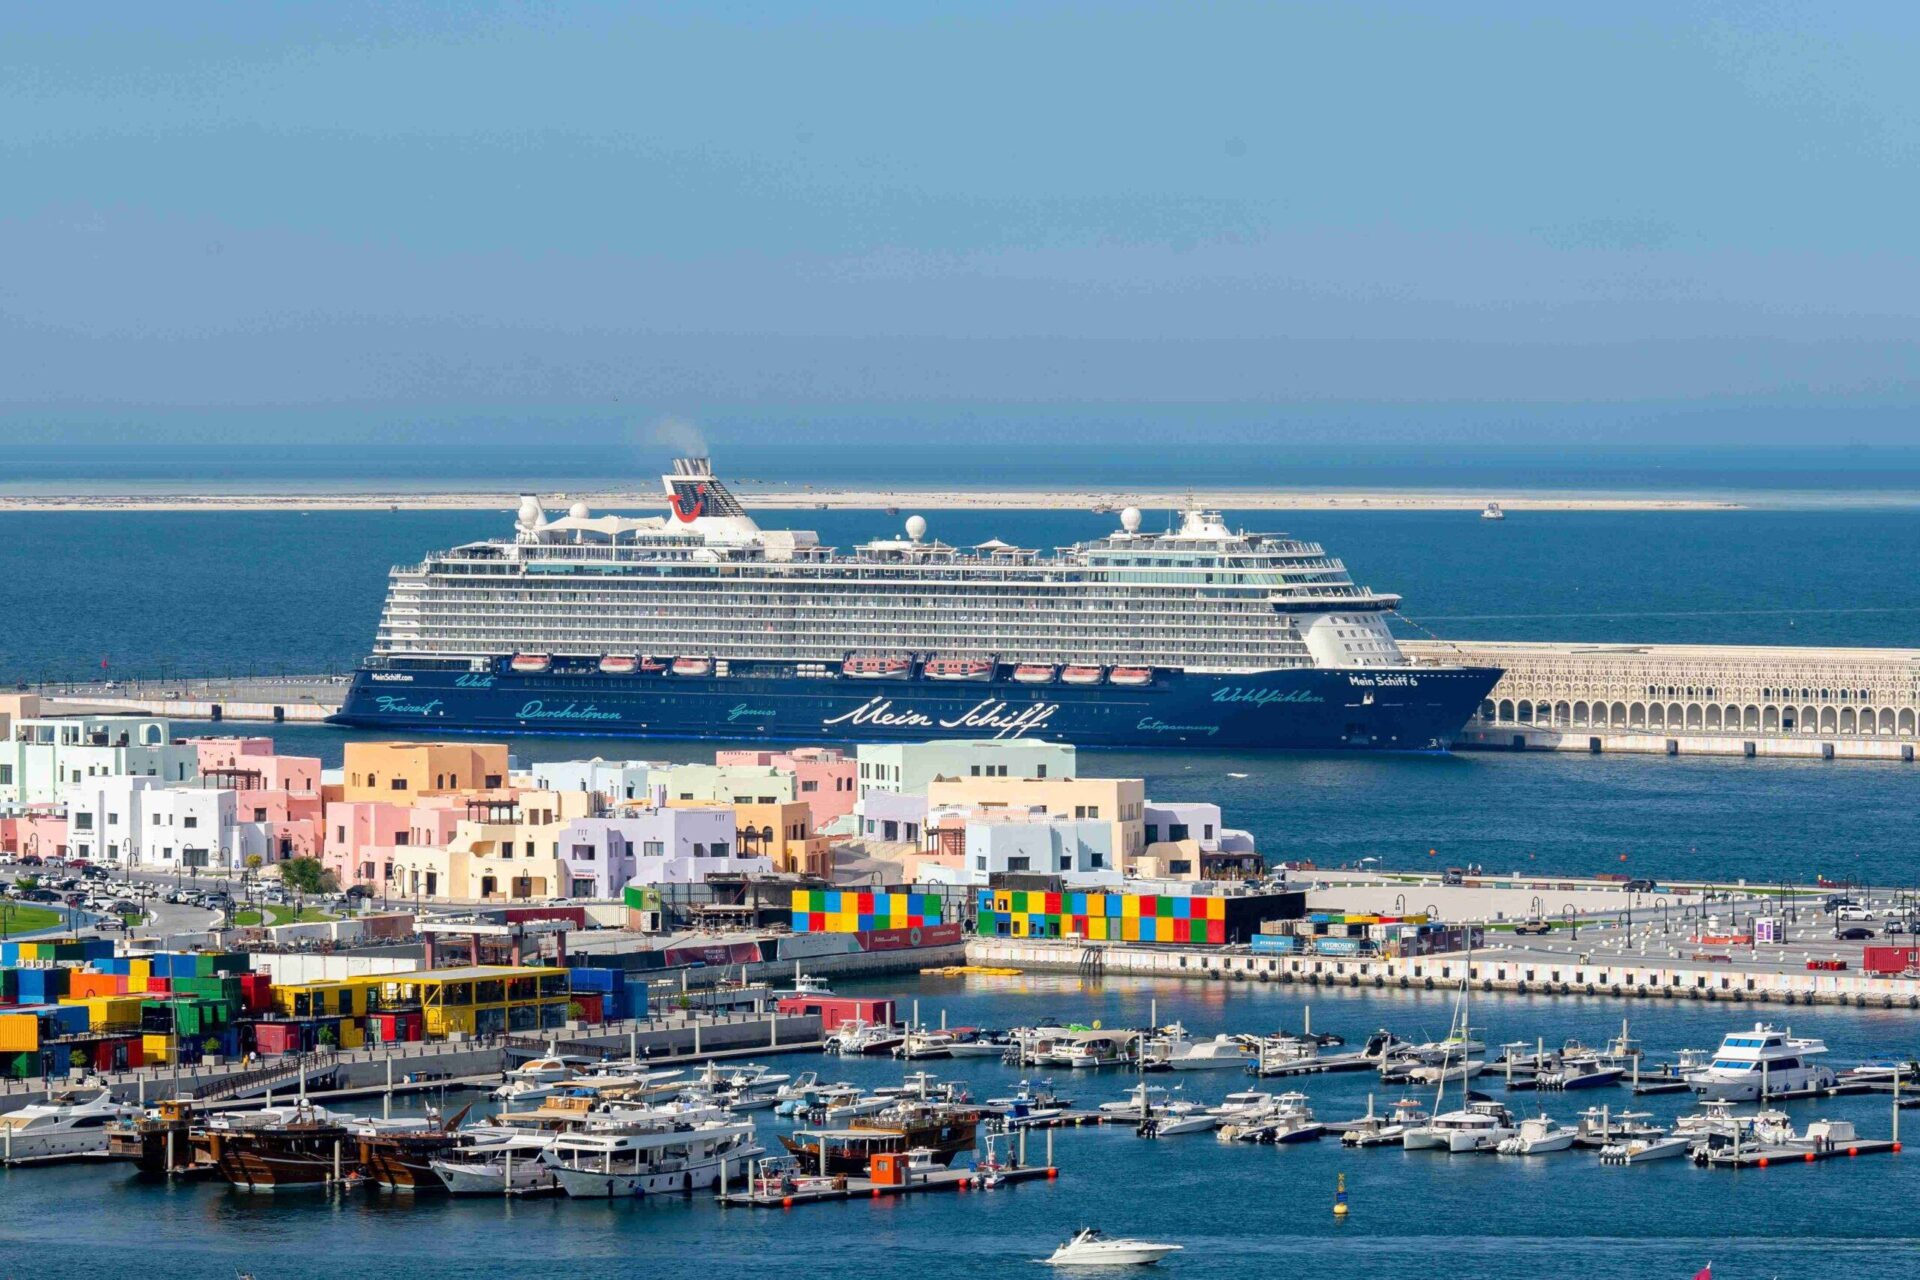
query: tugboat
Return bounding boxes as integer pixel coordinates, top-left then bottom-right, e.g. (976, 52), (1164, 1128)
(779, 1099), (981, 1175)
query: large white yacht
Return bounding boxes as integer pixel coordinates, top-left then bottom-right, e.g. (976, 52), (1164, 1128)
(543, 1118), (761, 1198)
(1686, 1023), (1835, 1102)
(0, 1086), (136, 1164)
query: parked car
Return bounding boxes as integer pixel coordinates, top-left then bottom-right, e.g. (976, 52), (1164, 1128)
(110, 900), (140, 915)
(17, 855), (43, 867)
(24, 888), (62, 903)
(1513, 919), (1552, 935)
(1624, 878), (1655, 893)
(1836, 905), (1876, 923)
(1836, 926), (1877, 941)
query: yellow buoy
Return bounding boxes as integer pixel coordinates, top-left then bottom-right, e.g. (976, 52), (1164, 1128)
(1333, 1172), (1350, 1217)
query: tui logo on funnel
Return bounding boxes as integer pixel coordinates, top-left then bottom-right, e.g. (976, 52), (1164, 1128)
(668, 482), (708, 523)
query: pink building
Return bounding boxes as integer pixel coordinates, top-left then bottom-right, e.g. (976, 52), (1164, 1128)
(714, 747), (857, 825)
(323, 795), (467, 889)
(188, 739), (325, 863)
(0, 808), (69, 859)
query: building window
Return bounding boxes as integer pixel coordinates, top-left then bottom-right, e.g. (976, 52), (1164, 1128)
(484, 774), (502, 788)
(390, 778), (406, 791)
(1007, 856), (1031, 871)
(394, 832), (409, 846)
(75, 813), (94, 831)
(712, 841), (729, 857)
(643, 840), (664, 855)
(801, 780), (817, 793)
(182, 815), (198, 829)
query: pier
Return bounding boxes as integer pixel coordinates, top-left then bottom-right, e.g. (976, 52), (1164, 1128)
(1406, 639), (1920, 762)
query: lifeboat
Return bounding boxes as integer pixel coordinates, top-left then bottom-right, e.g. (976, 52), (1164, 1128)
(924, 657), (994, 682)
(671, 657), (713, 677)
(842, 656), (913, 680)
(598, 655), (639, 675)
(1011, 664), (1057, 685)
(639, 657), (668, 674)
(1108, 666), (1153, 687)
(508, 654), (551, 674)
(1061, 665), (1105, 686)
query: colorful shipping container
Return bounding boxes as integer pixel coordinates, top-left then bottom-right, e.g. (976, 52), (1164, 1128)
(788, 889), (944, 934)
(974, 888), (1300, 947)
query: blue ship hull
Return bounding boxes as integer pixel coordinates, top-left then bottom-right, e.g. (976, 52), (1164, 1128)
(330, 661), (1501, 751)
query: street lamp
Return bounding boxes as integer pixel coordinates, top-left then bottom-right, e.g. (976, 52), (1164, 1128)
(1564, 903), (1579, 941)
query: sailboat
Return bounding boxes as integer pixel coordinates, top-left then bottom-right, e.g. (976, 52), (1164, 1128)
(1403, 948), (1514, 1153)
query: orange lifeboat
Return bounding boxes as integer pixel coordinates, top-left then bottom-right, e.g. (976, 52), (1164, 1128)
(509, 654), (551, 674)
(1011, 664), (1057, 685)
(842, 656), (913, 680)
(924, 657), (994, 682)
(598, 655), (639, 675)
(1108, 666), (1153, 687)
(1061, 665), (1104, 686)
(671, 657), (713, 677)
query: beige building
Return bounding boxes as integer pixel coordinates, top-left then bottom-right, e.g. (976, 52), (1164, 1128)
(388, 788), (597, 902)
(924, 774), (1145, 869)
(341, 742), (510, 804)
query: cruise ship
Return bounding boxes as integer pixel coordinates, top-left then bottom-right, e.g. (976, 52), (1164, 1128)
(331, 458), (1500, 750)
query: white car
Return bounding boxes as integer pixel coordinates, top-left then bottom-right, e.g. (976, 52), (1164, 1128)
(1836, 905), (1876, 922)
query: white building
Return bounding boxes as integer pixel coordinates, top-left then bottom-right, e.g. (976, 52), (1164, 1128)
(527, 758), (667, 807)
(67, 777), (265, 872)
(2, 715), (199, 811)
(920, 808), (1119, 888)
(556, 807), (762, 897)
(855, 739), (1077, 805)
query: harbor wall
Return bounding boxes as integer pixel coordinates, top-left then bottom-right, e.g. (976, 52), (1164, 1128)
(967, 937), (1920, 1009)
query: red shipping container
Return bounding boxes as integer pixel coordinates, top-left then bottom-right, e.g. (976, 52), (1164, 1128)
(1139, 895), (1158, 918)
(1863, 946), (1919, 976)
(773, 995), (896, 1031)
(1044, 893), (1062, 914)
(1206, 920), (1225, 945)
(856, 892), (874, 913)
(571, 993), (603, 1024)
(254, 1022), (301, 1056)
(146, 977), (171, 994)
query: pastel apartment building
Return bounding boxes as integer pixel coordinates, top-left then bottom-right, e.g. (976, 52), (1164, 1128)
(556, 806), (762, 896)
(190, 738), (324, 861)
(668, 795), (831, 878)
(2, 715), (199, 810)
(1137, 801), (1262, 881)
(0, 808), (69, 859)
(924, 774), (1146, 869)
(713, 748), (857, 825)
(386, 788), (598, 902)
(855, 739), (1076, 805)
(659, 762), (795, 808)
(915, 807), (1120, 888)
(526, 758), (667, 807)
(340, 742), (509, 803)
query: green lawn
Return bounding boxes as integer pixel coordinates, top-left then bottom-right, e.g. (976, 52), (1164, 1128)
(231, 904), (339, 927)
(1, 904), (65, 933)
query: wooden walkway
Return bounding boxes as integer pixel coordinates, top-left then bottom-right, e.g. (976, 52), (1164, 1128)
(722, 1164), (1056, 1208)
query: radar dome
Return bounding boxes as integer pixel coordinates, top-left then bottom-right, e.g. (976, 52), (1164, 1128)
(517, 495), (543, 529)
(905, 514), (927, 542)
(569, 501), (590, 520)
(1120, 506), (1142, 532)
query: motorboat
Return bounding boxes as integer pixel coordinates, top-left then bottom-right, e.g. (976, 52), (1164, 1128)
(943, 1029), (1013, 1058)
(1207, 1090), (1278, 1121)
(1135, 1102), (1219, 1138)
(544, 1119), (760, 1198)
(1573, 1107), (1667, 1148)
(1144, 1025), (1252, 1072)
(1409, 1058), (1486, 1086)
(1340, 1097), (1430, 1148)
(1537, 1055), (1624, 1092)
(1686, 1023), (1836, 1101)
(1098, 1083), (1171, 1118)
(774, 972), (834, 999)
(430, 1133), (561, 1195)
(1481, 502), (1506, 521)
(491, 1047), (582, 1102)
(0, 1086), (137, 1165)
(1219, 1093), (1323, 1144)
(1495, 1113), (1578, 1155)
(1598, 1134), (1693, 1165)
(1046, 1228), (1183, 1267)
(1403, 1101), (1516, 1153)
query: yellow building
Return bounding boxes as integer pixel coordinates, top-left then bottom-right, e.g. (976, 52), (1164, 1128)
(341, 742), (512, 804)
(388, 789), (597, 901)
(267, 965), (572, 1039)
(725, 800), (831, 877)
(924, 774), (1145, 865)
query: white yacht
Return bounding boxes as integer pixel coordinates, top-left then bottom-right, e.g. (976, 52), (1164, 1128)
(1686, 1023), (1836, 1101)
(1218, 1092), (1324, 1144)
(1481, 502), (1506, 521)
(544, 1119), (760, 1198)
(1136, 1101), (1219, 1137)
(1403, 1101), (1516, 1153)
(1046, 1228), (1183, 1267)
(1098, 1083), (1172, 1118)
(1597, 1134), (1692, 1165)
(431, 1133), (562, 1195)
(1495, 1113), (1578, 1155)
(1340, 1096), (1430, 1148)
(1143, 1025), (1251, 1072)
(0, 1086), (136, 1164)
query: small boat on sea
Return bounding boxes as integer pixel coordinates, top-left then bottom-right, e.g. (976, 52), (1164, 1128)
(431, 1133), (561, 1195)
(1495, 1113), (1578, 1155)
(1046, 1228), (1183, 1267)
(1481, 502), (1506, 521)
(1339, 1096), (1429, 1148)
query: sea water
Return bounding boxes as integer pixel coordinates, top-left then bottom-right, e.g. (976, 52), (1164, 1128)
(0, 973), (1914, 1280)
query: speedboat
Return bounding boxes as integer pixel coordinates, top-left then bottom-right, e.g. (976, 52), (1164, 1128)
(1218, 1092), (1323, 1144)
(1537, 1055), (1624, 1092)
(1136, 1102), (1219, 1138)
(1598, 1134), (1692, 1165)
(431, 1133), (561, 1195)
(1495, 1113), (1578, 1155)
(1046, 1228), (1183, 1267)
(1403, 1101), (1515, 1153)
(1573, 1107), (1667, 1148)
(1686, 1023), (1836, 1101)
(0, 1086), (137, 1164)
(1144, 1024), (1251, 1072)
(1099, 1083), (1171, 1118)
(1341, 1096), (1430, 1148)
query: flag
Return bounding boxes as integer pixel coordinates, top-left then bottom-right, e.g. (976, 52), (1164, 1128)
(1694, 1264), (1711, 1280)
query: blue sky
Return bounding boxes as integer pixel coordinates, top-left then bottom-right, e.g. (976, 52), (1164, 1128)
(5, 3), (1920, 454)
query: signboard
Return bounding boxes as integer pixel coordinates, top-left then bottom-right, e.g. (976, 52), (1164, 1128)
(857, 922), (965, 952)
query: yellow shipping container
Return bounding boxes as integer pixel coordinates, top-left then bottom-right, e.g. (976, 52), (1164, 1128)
(425, 1006), (477, 1039)
(129, 959), (152, 981)
(1010, 916), (1029, 937)
(142, 1034), (173, 1065)
(993, 891), (1012, 913)
(1204, 897), (1226, 920)
(0, 1014), (40, 1053)
(1122, 895), (1141, 918)
(1087, 917), (1109, 941)
(789, 888), (808, 912)
(1121, 917), (1141, 942)
(338, 1020), (365, 1050)
(1086, 894), (1107, 919)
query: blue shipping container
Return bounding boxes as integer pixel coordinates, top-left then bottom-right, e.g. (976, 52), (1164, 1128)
(1250, 934), (1299, 954)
